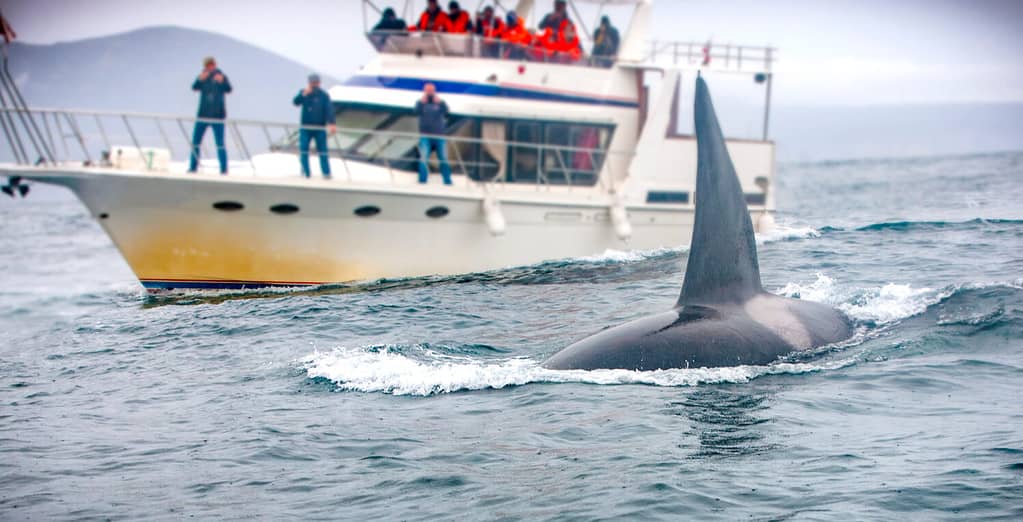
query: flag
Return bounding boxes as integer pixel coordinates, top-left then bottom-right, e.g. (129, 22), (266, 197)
(1, 11), (16, 44)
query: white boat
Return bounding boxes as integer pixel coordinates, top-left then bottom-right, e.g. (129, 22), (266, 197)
(0, 0), (778, 292)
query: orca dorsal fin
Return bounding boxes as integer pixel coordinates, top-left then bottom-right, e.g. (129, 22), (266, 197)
(677, 76), (763, 306)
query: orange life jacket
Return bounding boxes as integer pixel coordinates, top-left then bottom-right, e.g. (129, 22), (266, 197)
(448, 11), (471, 33)
(539, 20), (581, 61)
(477, 17), (505, 40)
(502, 20), (532, 47)
(413, 9), (451, 32)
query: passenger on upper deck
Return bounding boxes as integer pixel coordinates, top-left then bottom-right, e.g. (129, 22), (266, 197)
(370, 7), (408, 50)
(538, 18), (582, 63)
(591, 15), (620, 67)
(501, 11), (532, 59)
(446, 2), (472, 33)
(538, 0), (571, 33)
(536, 0), (581, 63)
(412, 0), (451, 32)
(373, 8), (408, 33)
(474, 6), (504, 57)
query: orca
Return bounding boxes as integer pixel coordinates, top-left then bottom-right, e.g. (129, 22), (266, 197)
(544, 77), (853, 371)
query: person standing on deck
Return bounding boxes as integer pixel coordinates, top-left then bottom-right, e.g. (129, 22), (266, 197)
(188, 56), (232, 174)
(414, 83), (452, 185)
(293, 74), (336, 179)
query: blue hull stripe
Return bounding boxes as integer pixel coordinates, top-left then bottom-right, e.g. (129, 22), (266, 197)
(343, 75), (639, 108)
(142, 280), (317, 291)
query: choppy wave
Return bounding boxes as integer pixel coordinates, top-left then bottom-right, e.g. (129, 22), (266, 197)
(855, 218), (1023, 232)
(300, 345), (856, 396)
(756, 224), (821, 243)
(776, 274), (950, 325)
(301, 275), (1023, 396)
(301, 274), (938, 396)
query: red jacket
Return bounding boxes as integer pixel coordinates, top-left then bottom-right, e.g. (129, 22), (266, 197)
(502, 19), (532, 47)
(476, 16), (505, 39)
(448, 11), (471, 33)
(413, 9), (451, 32)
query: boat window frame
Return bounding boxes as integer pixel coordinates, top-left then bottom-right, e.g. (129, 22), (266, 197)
(275, 102), (616, 186)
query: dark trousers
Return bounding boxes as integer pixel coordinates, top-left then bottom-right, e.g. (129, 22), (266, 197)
(299, 129), (331, 177)
(188, 121), (227, 173)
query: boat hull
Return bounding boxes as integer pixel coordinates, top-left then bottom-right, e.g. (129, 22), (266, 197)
(18, 169), (712, 291)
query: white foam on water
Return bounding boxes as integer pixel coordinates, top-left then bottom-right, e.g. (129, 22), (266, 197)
(776, 273), (839, 304)
(300, 346), (856, 396)
(840, 283), (945, 324)
(571, 247), (681, 264)
(776, 273), (953, 325)
(756, 224), (820, 244)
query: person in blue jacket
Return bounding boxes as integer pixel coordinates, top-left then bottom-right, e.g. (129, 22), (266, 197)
(188, 56), (232, 174)
(293, 74), (336, 178)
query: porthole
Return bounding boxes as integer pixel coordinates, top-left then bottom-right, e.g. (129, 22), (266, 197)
(425, 206), (449, 219)
(270, 203), (300, 215)
(98, 212), (109, 220)
(354, 205), (381, 217)
(213, 201), (244, 211)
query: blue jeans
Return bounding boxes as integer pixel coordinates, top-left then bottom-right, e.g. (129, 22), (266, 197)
(299, 129), (331, 177)
(418, 136), (452, 185)
(188, 121), (227, 173)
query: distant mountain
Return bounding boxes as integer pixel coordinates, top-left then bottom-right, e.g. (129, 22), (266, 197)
(7, 26), (340, 123)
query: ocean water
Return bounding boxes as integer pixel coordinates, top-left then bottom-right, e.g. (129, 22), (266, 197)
(1, 152), (1022, 520)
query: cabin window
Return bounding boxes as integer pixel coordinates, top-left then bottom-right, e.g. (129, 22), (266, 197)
(272, 103), (612, 187)
(506, 121), (610, 186)
(270, 203), (300, 214)
(354, 205), (381, 217)
(212, 201), (244, 211)
(745, 193), (767, 205)
(647, 191), (690, 204)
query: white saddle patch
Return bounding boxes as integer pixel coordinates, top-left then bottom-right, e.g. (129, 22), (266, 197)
(743, 294), (813, 350)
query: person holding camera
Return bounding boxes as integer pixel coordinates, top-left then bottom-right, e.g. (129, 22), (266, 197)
(293, 74), (336, 178)
(188, 56), (232, 174)
(414, 83), (452, 185)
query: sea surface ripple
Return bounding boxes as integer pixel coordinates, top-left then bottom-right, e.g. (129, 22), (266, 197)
(1, 152), (1022, 520)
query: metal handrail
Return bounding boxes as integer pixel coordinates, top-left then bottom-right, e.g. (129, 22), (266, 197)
(365, 30), (775, 73)
(0, 107), (631, 192)
(367, 30), (604, 67)
(643, 40), (775, 72)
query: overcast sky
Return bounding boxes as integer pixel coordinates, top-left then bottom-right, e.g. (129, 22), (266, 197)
(4, 0), (1023, 106)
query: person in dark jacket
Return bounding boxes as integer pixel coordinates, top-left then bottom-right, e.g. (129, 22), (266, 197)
(592, 15), (620, 67)
(370, 7), (408, 50)
(538, 0), (569, 32)
(292, 74), (336, 178)
(188, 56), (232, 174)
(414, 83), (451, 185)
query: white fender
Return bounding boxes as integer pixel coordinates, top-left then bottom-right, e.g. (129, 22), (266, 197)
(482, 195), (506, 236)
(610, 196), (632, 241)
(756, 212), (776, 234)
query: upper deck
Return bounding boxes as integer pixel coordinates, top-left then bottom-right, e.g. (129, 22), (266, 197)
(361, 0), (775, 74)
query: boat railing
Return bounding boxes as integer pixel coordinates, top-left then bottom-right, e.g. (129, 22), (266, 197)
(364, 30), (774, 73)
(0, 107), (632, 193)
(641, 40), (775, 73)
(366, 30), (606, 67)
